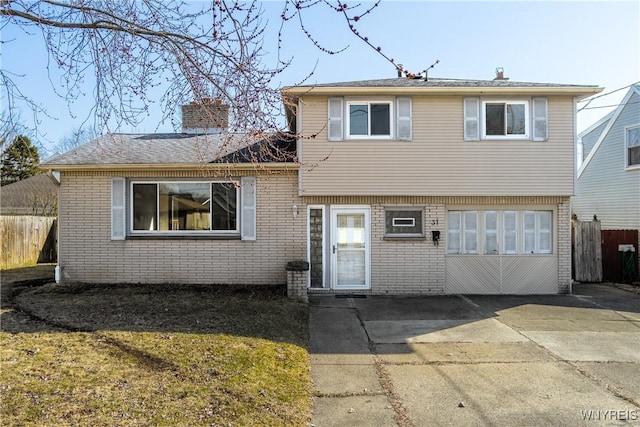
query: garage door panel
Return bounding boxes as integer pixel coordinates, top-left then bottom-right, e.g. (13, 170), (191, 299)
(446, 257), (500, 294)
(502, 256), (558, 294)
(446, 256), (558, 294)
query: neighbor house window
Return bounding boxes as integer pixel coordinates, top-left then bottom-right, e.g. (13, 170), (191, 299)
(385, 208), (424, 237)
(448, 209), (552, 255)
(131, 181), (238, 234)
(328, 97), (412, 141)
(627, 125), (640, 167)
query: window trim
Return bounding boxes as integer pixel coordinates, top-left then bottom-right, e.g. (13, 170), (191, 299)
(346, 100), (394, 139)
(625, 124), (640, 170)
(128, 179), (240, 237)
(384, 208), (424, 238)
(447, 209), (554, 255)
(481, 100), (530, 139)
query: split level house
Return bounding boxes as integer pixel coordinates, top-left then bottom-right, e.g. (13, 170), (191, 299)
(42, 73), (602, 297)
(573, 83), (640, 281)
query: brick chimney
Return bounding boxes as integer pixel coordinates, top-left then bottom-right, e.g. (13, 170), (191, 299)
(493, 67), (509, 81)
(181, 99), (229, 134)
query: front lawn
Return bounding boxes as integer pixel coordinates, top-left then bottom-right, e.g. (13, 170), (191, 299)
(0, 282), (311, 426)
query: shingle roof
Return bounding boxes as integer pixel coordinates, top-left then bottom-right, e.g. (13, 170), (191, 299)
(42, 132), (295, 167)
(0, 173), (59, 215)
(287, 77), (599, 89)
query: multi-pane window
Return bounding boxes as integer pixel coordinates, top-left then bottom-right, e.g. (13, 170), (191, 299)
(448, 210), (552, 255)
(627, 125), (640, 167)
(131, 181), (238, 234)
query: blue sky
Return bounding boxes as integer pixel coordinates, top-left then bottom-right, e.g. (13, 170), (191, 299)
(1, 1), (638, 156)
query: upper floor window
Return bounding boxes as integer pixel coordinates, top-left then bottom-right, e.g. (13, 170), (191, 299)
(626, 124), (640, 168)
(328, 97), (412, 141)
(464, 97), (547, 141)
(349, 102), (391, 137)
(484, 101), (528, 137)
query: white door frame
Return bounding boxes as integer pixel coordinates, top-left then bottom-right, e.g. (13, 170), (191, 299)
(330, 206), (371, 290)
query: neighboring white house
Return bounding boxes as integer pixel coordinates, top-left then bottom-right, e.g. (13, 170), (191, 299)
(573, 83), (640, 281)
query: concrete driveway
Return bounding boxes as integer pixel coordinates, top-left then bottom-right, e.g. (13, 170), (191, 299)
(309, 284), (640, 426)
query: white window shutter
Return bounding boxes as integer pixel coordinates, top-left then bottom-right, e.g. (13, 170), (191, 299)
(464, 97), (480, 141)
(532, 98), (548, 141)
(396, 97), (412, 141)
(111, 177), (126, 240)
(328, 98), (344, 141)
(241, 176), (256, 241)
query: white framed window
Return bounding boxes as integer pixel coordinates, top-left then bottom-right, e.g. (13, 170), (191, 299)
(447, 211), (478, 254)
(502, 210), (517, 254)
(484, 211), (498, 254)
(447, 209), (552, 255)
(523, 210), (552, 254)
(483, 101), (529, 138)
(328, 97), (411, 141)
(347, 101), (393, 138)
(626, 124), (640, 168)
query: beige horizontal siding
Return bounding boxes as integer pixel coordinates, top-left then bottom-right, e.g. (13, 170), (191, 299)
(299, 95), (576, 196)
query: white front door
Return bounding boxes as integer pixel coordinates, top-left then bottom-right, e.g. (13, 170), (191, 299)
(331, 207), (370, 290)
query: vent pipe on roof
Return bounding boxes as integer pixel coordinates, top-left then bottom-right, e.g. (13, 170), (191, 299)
(181, 99), (229, 134)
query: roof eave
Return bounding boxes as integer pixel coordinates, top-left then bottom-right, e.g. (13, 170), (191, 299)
(282, 85), (603, 99)
(42, 162), (299, 172)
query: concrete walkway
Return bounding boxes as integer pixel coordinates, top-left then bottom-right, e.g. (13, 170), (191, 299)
(309, 284), (640, 426)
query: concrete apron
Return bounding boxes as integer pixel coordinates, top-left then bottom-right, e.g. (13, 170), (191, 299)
(309, 288), (640, 426)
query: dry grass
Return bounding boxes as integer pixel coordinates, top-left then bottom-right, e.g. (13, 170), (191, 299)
(1, 280), (311, 426)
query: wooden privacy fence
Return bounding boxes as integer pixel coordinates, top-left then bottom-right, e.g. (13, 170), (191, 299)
(0, 216), (57, 269)
(572, 219), (602, 282)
